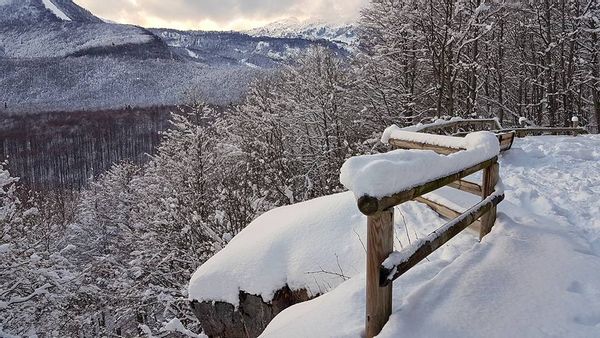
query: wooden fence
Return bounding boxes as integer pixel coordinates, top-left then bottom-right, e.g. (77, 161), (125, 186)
(416, 118), (588, 140)
(358, 138), (505, 337)
(356, 119), (588, 336)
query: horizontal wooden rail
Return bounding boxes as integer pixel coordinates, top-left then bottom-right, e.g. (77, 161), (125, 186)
(497, 127), (588, 137)
(414, 197), (483, 230)
(358, 157), (497, 216)
(388, 139), (463, 155)
(447, 179), (482, 195)
(380, 191), (504, 286)
(418, 119), (502, 134)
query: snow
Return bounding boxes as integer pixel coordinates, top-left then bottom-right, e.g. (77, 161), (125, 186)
(0, 243), (12, 254)
(188, 192), (458, 306)
(340, 131), (500, 198)
(246, 17), (356, 45)
(41, 0), (71, 21)
(519, 116), (528, 125)
(187, 192), (367, 306)
(260, 135), (600, 338)
(186, 49), (199, 59)
(161, 318), (207, 338)
(401, 117), (500, 133)
(381, 126), (466, 148)
(381, 184), (504, 280)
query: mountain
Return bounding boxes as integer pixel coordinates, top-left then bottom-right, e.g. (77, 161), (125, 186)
(0, 0), (348, 114)
(246, 18), (358, 46)
(0, 0), (173, 60)
(0, 0), (101, 24)
(150, 29), (349, 69)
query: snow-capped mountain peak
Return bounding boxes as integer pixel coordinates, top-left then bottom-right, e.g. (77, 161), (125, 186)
(0, 0), (102, 24)
(246, 18), (357, 45)
(41, 0), (71, 21)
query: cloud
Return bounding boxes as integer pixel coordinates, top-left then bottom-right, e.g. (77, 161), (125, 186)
(74, 0), (369, 30)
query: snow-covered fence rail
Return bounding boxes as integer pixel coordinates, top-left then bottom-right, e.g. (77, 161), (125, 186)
(412, 118), (503, 135)
(392, 119), (516, 153)
(341, 131), (504, 338)
(404, 117), (589, 153)
(496, 127), (588, 138)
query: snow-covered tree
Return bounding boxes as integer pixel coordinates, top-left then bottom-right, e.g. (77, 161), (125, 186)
(0, 164), (80, 337)
(357, 0), (600, 129)
(230, 47), (372, 205)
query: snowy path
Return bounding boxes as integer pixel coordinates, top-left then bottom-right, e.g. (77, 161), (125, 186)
(261, 135), (600, 338)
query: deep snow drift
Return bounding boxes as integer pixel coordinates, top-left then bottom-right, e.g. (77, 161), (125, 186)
(261, 135), (600, 337)
(189, 135), (600, 337)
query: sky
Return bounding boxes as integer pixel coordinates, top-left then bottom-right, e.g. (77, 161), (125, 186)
(74, 0), (368, 31)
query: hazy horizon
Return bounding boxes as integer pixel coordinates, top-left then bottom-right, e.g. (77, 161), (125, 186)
(74, 0), (367, 31)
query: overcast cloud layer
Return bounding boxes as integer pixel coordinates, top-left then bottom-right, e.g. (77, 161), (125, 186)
(74, 0), (368, 31)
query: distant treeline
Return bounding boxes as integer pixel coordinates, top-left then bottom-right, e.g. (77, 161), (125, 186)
(0, 105), (179, 190)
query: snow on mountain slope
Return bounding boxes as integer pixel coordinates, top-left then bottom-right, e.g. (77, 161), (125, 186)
(0, 0), (100, 24)
(41, 0), (70, 21)
(0, 0), (161, 58)
(0, 23), (157, 58)
(260, 135), (600, 338)
(151, 29), (349, 69)
(246, 18), (357, 45)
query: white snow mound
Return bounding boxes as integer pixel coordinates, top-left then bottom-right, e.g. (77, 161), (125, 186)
(188, 192), (470, 307)
(341, 131), (499, 198)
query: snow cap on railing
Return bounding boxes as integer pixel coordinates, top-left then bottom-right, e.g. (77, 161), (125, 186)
(341, 131), (500, 199)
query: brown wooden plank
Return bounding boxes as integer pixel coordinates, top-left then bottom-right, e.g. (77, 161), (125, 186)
(497, 127), (588, 137)
(447, 179), (483, 195)
(480, 162), (500, 239)
(357, 157), (498, 216)
(388, 139), (462, 155)
(366, 209), (394, 338)
(380, 192), (505, 286)
(414, 197), (482, 231)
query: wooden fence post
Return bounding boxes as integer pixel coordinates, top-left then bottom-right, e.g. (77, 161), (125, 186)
(366, 208), (394, 338)
(480, 162), (499, 240)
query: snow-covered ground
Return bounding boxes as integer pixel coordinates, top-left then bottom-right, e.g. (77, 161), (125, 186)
(189, 135), (600, 337)
(261, 135), (600, 337)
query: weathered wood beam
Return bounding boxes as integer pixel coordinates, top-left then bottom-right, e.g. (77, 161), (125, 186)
(357, 157), (498, 216)
(414, 197), (482, 231)
(414, 196), (462, 219)
(388, 139), (462, 155)
(480, 162), (500, 239)
(447, 179), (483, 195)
(497, 127), (588, 137)
(380, 192), (505, 286)
(366, 209), (394, 338)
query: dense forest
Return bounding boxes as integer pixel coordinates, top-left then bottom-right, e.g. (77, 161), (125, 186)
(1, 0), (598, 337)
(0, 107), (172, 190)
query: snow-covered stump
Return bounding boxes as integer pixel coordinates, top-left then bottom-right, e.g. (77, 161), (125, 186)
(190, 287), (311, 338)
